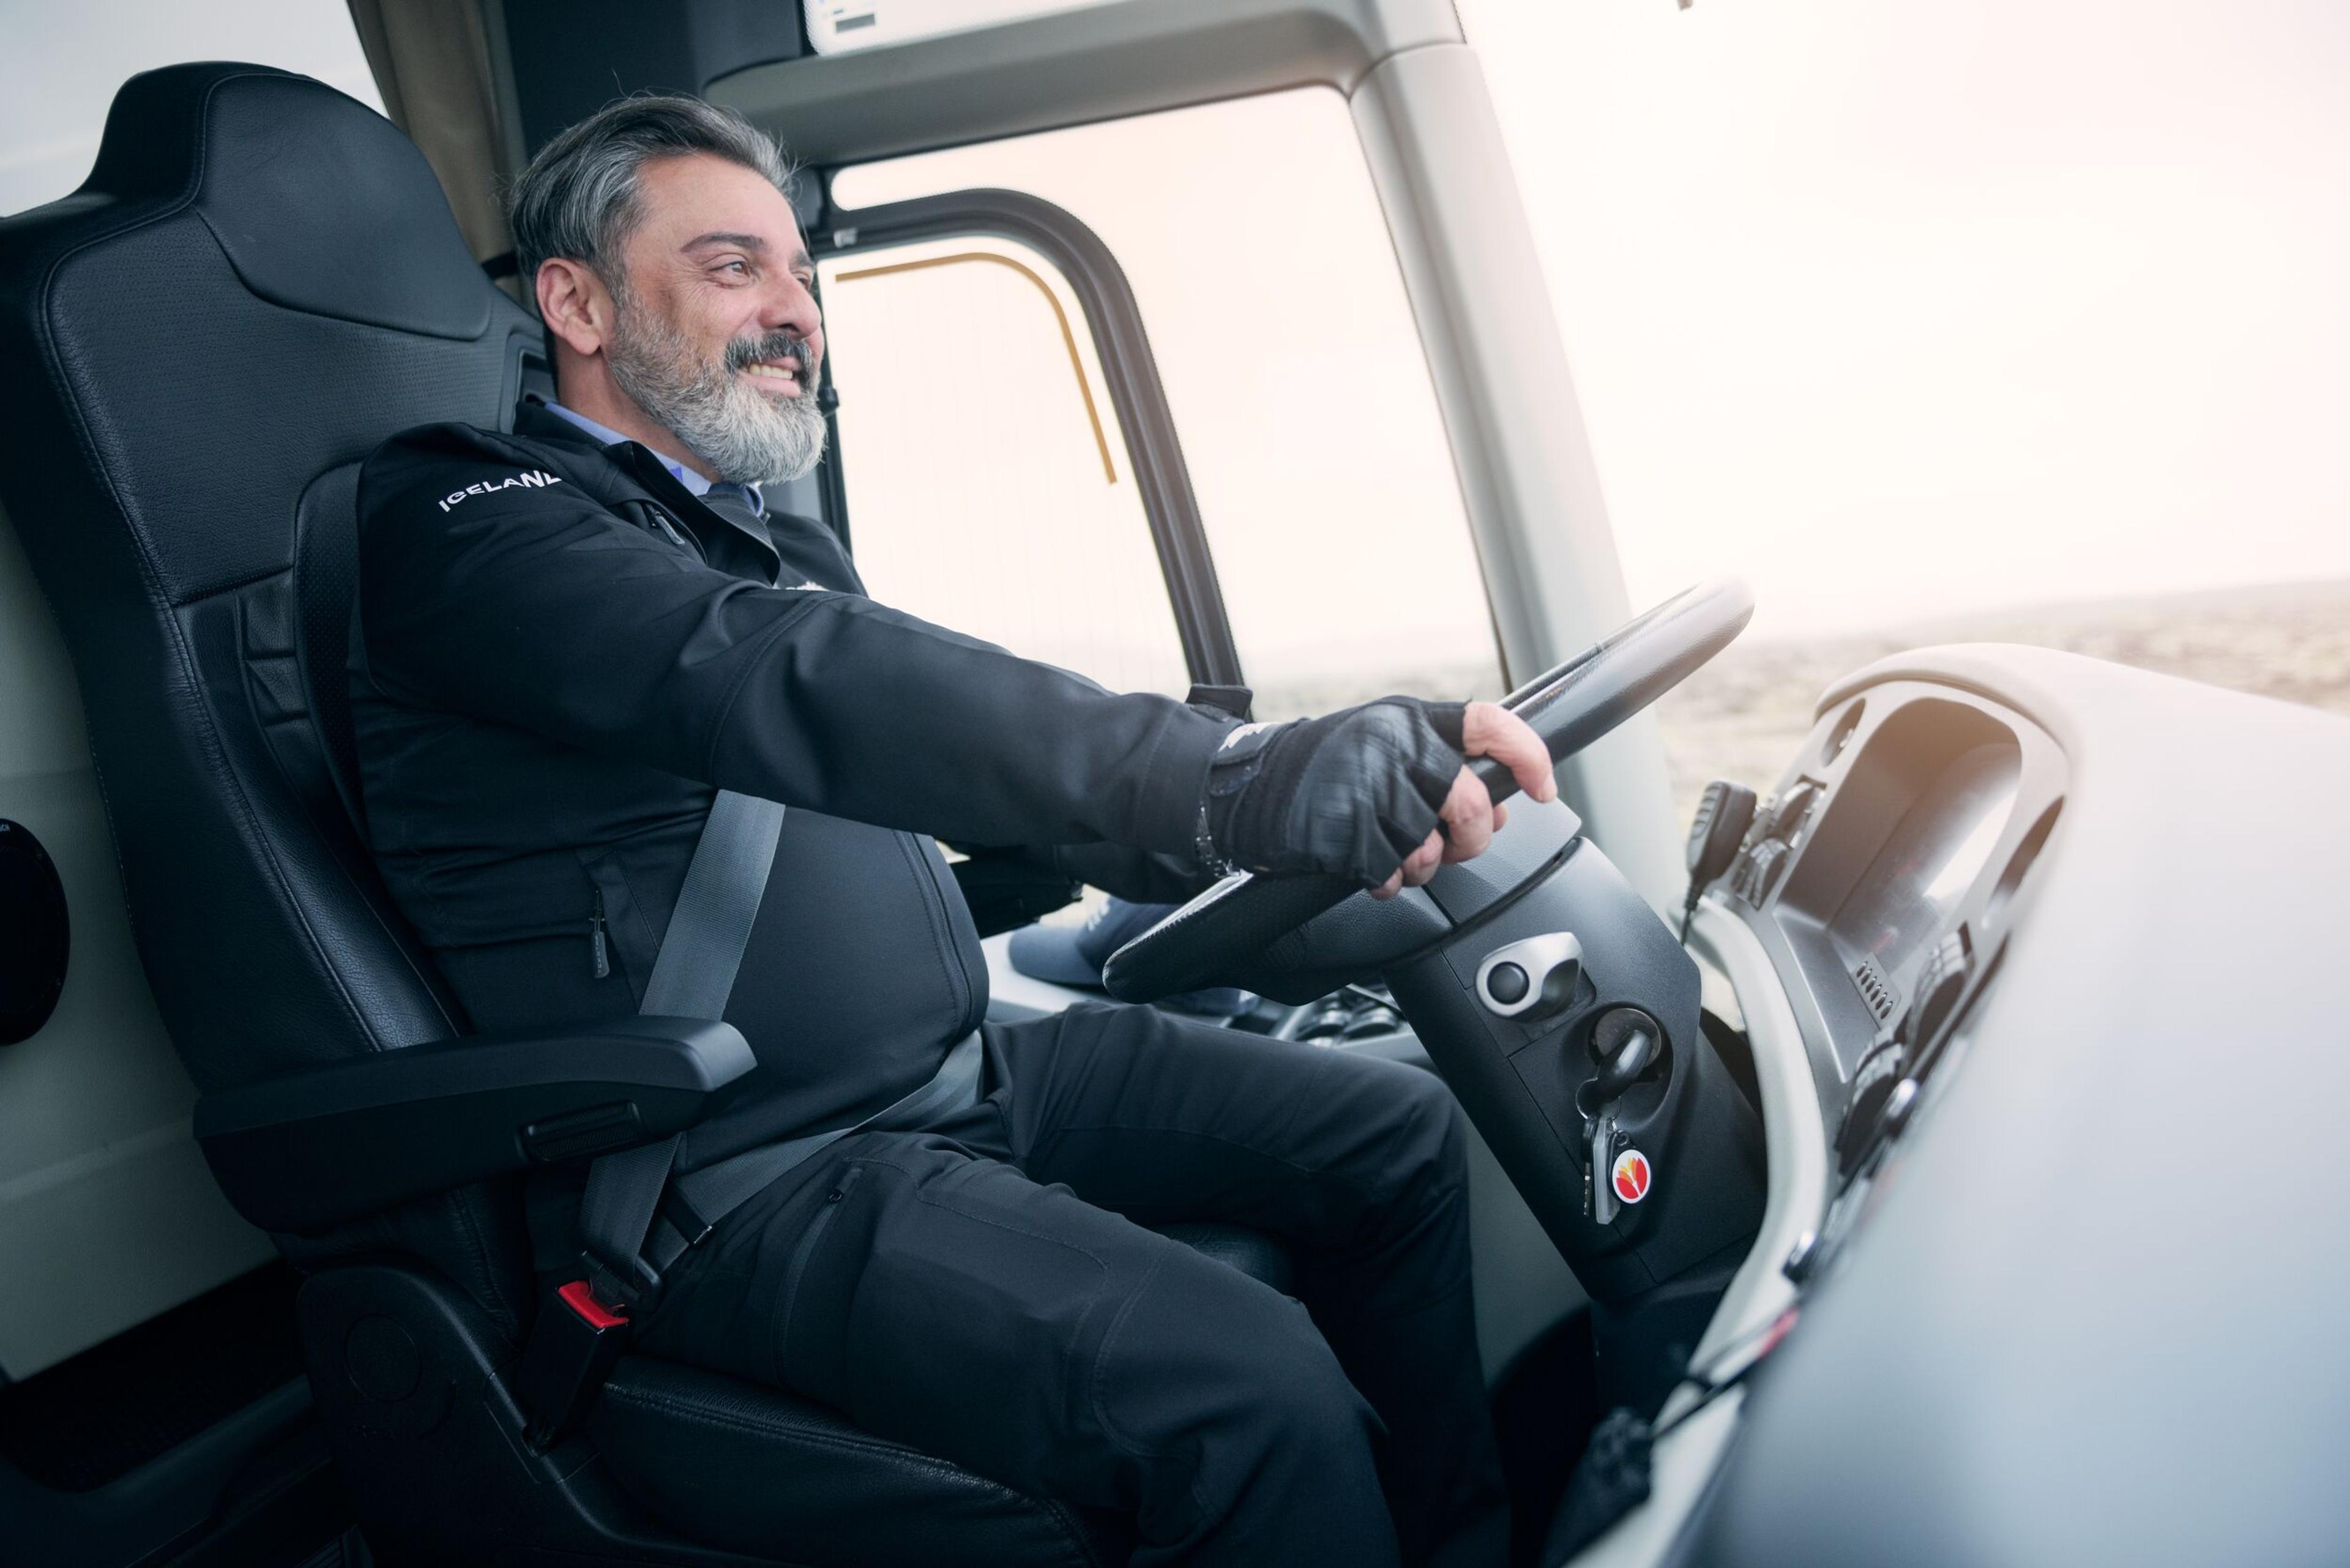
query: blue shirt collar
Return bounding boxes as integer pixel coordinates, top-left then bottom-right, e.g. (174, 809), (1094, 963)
(540, 400), (763, 514)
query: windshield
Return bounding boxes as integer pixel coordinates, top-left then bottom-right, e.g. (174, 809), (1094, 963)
(1461, 0), (2350, 819)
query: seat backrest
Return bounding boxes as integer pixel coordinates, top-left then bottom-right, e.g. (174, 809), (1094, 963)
(0, 64), (539, 1095)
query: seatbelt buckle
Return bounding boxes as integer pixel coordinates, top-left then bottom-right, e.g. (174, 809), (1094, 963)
(518, 1279), (632, 1449)
(578, 1240), (664, 1316)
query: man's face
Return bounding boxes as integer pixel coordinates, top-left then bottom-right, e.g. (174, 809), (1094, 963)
(603, 153), (829, 485)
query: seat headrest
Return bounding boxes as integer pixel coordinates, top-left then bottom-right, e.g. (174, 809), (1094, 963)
(82, 62), (491, 341)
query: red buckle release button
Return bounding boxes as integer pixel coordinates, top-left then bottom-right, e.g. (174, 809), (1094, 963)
(558, 1278), (629, 1331)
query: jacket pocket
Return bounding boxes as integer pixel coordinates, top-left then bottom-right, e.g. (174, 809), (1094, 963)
(774, 1163), (865, 1388)
(576, 849), (656, 1006)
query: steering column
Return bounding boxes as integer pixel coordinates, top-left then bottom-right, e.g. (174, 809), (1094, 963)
(1107, 580), (1769, 1410)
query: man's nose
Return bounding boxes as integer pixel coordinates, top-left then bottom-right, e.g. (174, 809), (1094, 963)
(763, 272), (822, 343)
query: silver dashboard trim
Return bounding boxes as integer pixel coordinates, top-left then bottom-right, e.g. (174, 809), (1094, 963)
(1679, 897), (1830, 1372)
(1569, 895), (1830, 1566)
(1472, 931), (1583, 1018)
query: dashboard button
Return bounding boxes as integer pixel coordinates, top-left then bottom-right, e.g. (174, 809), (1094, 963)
(1747, 840), (1790, 902)
(1878, 1077), (1920, 1140)
(1727, 850), (1756, 902)
(1837, 1042), (1909, 1174)
(1474, 934), (1582, 1018)
(1763, 780), (1821, 844)
(1908, 928), (1974, 1048)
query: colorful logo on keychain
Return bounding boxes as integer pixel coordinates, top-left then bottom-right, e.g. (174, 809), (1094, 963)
(1611, 1149), (1652, 1204)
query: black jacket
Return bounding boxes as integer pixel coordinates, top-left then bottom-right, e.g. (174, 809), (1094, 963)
(352, 403), (1232, 1165)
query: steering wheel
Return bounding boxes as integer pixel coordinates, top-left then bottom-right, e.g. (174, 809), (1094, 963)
(1101, 577), (1755, 1004)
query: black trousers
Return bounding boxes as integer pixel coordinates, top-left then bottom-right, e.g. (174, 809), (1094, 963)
(636, 1002), (1510, 1567)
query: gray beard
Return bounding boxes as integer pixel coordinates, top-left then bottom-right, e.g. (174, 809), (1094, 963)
(605, 307), (828, 485)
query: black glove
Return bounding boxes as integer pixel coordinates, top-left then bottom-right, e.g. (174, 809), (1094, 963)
(1200, 697), (1467, 886)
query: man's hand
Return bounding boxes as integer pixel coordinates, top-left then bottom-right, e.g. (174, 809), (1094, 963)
(1368, 701), (1554, 899)
(1199, 696), (1557, 894)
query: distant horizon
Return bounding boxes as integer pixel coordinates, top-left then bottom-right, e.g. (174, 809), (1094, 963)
(1734, 570), (2350, 646)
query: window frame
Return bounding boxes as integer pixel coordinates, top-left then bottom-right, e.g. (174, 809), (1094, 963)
(810, 183), (1245, 687)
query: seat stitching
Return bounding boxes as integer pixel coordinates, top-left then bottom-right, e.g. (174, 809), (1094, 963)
(603, 1383), (1105, 1564)
(605, 1384), (980, 1474)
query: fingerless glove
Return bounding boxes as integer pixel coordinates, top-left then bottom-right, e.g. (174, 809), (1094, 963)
(1199, 697), (1466, 886)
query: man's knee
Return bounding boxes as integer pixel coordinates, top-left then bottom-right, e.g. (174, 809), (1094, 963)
(1099, 1252), (1375, 1482)
(1224, 1290), (1375, 1447)
(1094, 1258), (1397, 1559)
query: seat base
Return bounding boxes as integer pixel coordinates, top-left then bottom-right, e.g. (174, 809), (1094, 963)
(305, 1223), (1289, 1566)
(593, 1360), (1124, 1568)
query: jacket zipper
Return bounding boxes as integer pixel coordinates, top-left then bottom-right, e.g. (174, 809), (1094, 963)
(589, 888), (610, 980)
(903, 836), (977, 1029)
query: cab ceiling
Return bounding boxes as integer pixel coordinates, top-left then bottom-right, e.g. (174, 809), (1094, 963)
(707, 0), (1465, 170)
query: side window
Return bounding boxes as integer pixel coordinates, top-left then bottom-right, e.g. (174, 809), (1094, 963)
(816, 234), (1191, 697)
(827, 88), (1504, 719)
(0, 2), (382, 214)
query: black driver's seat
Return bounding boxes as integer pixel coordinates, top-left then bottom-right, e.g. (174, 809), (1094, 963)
(0, 64), (1283, 1566)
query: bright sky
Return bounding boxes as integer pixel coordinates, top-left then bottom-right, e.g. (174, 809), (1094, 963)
(1458, 0), (2350, 636)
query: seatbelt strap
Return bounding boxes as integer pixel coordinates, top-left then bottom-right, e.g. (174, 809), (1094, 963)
(534, 791), (985, 1446)
(653, 1031), (985, 1270)
(586, 1030), (987, 1304)
(578, 788), (786, 1309)
(522, 1028), (985, 1449)
(575, 791), (990, 1311)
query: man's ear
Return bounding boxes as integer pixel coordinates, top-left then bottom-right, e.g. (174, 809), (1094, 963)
(535, 258), (611, 360)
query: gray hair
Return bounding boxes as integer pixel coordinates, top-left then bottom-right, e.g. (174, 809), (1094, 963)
(509, 94), (793, 297)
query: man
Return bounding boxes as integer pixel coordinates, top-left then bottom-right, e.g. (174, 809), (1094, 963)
(353, 95), (1555, 1566)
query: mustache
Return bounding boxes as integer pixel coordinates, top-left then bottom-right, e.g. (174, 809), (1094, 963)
(723, 331), (816, 382)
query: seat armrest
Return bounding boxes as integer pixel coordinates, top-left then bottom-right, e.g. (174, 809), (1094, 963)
(193, 1017), (756, 1234)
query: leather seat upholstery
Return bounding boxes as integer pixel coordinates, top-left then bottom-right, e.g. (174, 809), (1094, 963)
(0, 60), (540, 1335)
(594, 1360), (1129, 1567)
(0, 64), (1273, 1566)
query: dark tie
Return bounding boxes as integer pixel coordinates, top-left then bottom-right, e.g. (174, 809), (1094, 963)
(698, 482), (779, 580)
(701, 482), (767, 540)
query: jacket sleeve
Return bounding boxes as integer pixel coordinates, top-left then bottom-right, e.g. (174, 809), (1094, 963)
(356, 427), (1230, 855)
(943, 840), (1215, 906)
(1047, 843), (1217, 904)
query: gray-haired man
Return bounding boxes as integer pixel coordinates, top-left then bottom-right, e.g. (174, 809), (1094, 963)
(354, 93), (1551, 1566)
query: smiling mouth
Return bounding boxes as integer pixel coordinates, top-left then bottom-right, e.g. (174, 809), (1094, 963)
(741, 360), (802, 391)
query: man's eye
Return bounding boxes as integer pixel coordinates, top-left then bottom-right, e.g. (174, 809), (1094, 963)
(718, 259), (751, 278)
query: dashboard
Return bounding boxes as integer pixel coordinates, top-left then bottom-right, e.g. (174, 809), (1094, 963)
(1717, 681), (2068, 1143)
(1632, 644), (2350, 1568)
(996, 644), (2350, 1568)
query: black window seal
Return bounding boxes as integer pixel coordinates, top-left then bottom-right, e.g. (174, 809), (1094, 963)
(811, 185), (1245, 688)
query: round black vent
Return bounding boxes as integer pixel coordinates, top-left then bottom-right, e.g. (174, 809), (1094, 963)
(0, 819), (69, 1044)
